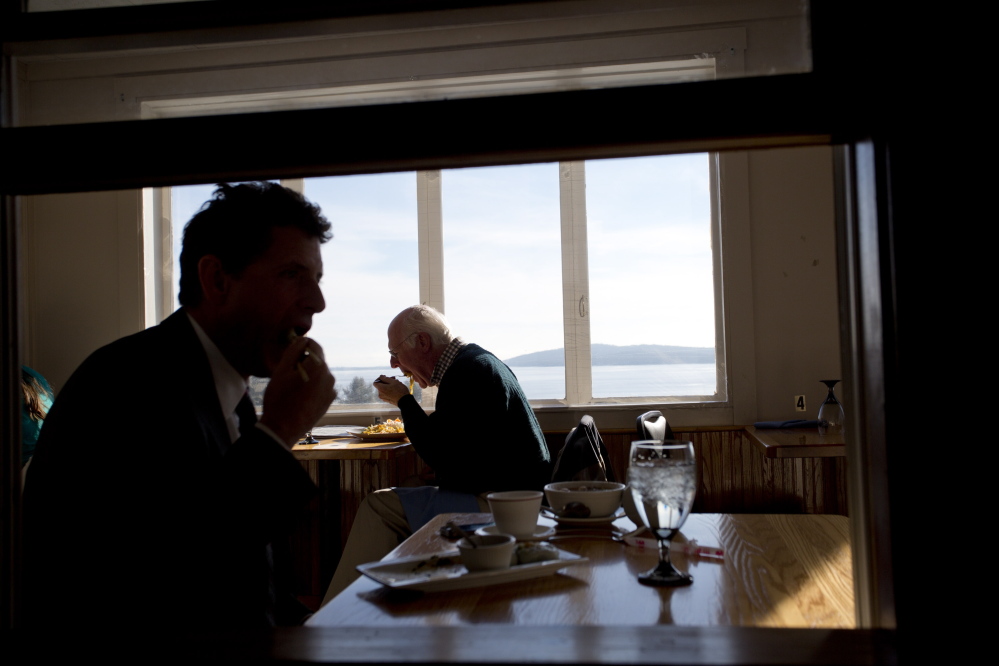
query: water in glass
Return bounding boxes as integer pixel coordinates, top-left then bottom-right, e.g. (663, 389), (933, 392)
(627, 440), (696, 586)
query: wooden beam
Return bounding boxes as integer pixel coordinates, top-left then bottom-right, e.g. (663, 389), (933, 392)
(1, 75), (848, 196)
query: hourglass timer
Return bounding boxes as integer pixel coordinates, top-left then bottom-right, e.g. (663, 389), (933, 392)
(817, 379), (844, 436)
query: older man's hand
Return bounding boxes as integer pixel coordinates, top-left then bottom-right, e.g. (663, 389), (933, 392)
(374, 375), (411, 406)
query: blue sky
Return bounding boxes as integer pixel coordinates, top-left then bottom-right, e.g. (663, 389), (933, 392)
(171, 154), (715, 370)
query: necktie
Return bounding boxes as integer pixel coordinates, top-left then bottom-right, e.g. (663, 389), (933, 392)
(235, 392), (258, 441)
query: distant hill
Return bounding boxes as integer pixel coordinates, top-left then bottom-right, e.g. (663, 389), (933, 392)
(504, 344), (714, 366)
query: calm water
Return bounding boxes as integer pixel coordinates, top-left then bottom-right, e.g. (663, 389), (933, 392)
(329, 363), (717, 401)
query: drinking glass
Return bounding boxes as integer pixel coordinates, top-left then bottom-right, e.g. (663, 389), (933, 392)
(817, 379), (845, 436)
(627, 440), (697, 587)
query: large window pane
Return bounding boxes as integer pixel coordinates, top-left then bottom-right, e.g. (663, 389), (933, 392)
(305, 174), (419, 406)
(442, 164), (564, 400)
(586, 154), (716, 398)
(166, 155), (718, 410)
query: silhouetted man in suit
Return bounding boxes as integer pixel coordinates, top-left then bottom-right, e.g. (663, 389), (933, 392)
(23, 182), (336, 630)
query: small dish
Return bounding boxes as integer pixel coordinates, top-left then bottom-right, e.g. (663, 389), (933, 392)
(310, 425), (367, 438)
(542, 506), (626, 526)
(357, 547), (587, 593)
(457, 534), (517, 571)
(475, 524), (556, 541)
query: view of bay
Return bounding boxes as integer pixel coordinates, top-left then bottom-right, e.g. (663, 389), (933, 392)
(328, 363), (716, 401)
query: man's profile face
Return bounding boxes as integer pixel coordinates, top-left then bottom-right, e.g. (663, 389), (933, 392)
(219, 226), (325, 377)
(388, 320), (435, 389)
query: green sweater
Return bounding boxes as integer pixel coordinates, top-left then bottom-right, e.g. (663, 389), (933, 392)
(398, 343), (551, 494)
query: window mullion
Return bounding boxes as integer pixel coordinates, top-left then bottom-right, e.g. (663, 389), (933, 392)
(157, 189), (173, 324)
(417, 170), (444, 407)
(559, 161), (591, 405)
(281, 178), (305, 194)
(708, 154), (729, 403)
(143, 187), (172, 327)
(417, 170), (444, 311)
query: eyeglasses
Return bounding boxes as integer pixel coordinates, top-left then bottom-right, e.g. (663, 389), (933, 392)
(388, 332), (419, 359)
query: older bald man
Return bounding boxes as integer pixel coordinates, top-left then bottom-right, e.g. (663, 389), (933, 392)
(322, 305), (550, 603)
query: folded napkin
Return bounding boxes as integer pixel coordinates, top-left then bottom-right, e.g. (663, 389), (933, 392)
(753, 419), (822, 429)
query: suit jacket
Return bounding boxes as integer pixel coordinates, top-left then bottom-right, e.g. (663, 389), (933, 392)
(22, 310), (317, 630)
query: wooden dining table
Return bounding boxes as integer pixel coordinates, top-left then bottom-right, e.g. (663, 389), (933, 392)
(307, 510), (854, 629)
(743, 426), (847, 458)
(291, 433), (413, 461)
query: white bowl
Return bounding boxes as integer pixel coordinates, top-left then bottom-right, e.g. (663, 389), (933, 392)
(457, 534), (517, 571)
(544, 480), (626, 518)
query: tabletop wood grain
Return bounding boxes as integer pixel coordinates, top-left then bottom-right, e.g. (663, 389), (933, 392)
(744, 426), (846, 458)
(308, 512), (854, 629)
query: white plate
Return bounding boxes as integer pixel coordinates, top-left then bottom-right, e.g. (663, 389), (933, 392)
(475, 524), (556, 541)
(309, 425), (367, 438)
(346, 427), (408, 442)
(542, 506), (626, 526)
(357, 548), (587, 593)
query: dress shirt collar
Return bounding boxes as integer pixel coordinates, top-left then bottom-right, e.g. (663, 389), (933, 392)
(430, 337), (465, 387)
(186, 312), (250, 443)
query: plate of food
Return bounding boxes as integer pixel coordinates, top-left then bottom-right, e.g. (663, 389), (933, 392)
(348, 419), (408, 442)
(356, 544), (587, 593)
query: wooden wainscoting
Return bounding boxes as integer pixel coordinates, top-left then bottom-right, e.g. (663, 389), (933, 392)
(544, 427), (848, 516)
(291, 449), (434, 608)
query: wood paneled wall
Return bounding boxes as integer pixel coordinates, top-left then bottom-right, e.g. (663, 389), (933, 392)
(337, 450), (432, 546)
(292, 450), (434, 607)
(544, 428), (847, 516)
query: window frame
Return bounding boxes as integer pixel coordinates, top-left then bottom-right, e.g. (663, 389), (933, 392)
(155, 151), (733, 421)
(133, 21), (748, 422)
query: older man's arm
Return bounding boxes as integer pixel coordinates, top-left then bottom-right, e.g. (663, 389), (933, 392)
(374, 375), (448, 470)
(395, 392), (444, 463)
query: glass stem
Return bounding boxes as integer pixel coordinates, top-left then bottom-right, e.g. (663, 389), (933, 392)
(657, 537), (675, 570)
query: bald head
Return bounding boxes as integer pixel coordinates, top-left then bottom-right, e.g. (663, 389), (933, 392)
(392, 305), (454, 348)
(387, 305), (455, 389)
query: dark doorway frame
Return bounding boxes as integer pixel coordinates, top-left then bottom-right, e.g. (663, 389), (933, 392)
(3, 2), (919, 661)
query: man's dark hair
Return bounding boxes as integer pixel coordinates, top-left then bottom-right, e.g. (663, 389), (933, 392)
(178, 182), (332, 307)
